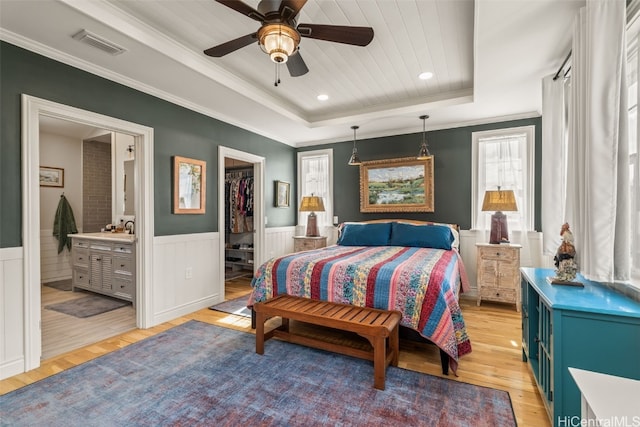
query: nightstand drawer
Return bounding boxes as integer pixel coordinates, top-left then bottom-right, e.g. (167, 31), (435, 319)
(477, 246), (518, 262)
(293, 236), (327, 252)
(479, 287), (516, 303)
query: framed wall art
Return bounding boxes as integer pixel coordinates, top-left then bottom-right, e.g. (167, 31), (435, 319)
(173, 156), (206, 214)
(39, 166), (64, 187)
(360, 156), (434, 213)
(274, 180), (290, 208)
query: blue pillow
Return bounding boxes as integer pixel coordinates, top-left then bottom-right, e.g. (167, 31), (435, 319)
(389, 223), (454, 250)
(337, 223), (392, 246)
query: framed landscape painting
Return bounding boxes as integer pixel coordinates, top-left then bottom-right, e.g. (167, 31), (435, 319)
(360, 156), (434, 213)
(39, 166), (64, 187)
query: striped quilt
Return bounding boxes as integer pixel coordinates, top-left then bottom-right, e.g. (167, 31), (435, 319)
(249, 245), (472, 372)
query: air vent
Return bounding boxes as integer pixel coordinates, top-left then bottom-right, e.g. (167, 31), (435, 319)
(72, 30), (126, 56)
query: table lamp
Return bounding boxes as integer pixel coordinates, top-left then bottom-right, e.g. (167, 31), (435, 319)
(481, 188), (518, 244)
(299, 194), (325, 237)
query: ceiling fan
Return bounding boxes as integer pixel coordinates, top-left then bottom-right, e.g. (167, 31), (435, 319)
(204, 0), (374, 81)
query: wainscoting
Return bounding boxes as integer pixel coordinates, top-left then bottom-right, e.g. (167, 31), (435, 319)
(0, 247), (25, 379)
(264, 226), (297, 258)
(152, 232), (221, 325)
(40, 229), (72, 284)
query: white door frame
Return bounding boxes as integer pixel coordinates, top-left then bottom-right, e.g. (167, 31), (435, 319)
(218, 146), (265, 293)
(21, 95), (154, 371)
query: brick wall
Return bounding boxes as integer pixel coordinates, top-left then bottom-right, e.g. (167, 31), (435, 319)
(83, 141), (112, 232)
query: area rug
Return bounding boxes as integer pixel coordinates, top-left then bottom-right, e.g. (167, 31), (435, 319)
(44, 294), (130, 318)
(0, 321), (516, 426)
(43, 279), (72, 292)
(209, 295), (252, 318)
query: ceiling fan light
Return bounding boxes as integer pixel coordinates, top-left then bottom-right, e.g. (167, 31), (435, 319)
(259, 24), (299, 63)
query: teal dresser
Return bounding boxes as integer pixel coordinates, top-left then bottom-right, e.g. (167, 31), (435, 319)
(520, 268), (640, 427)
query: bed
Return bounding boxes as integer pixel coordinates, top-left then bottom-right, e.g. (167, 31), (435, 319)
(248, 220), (472, 374)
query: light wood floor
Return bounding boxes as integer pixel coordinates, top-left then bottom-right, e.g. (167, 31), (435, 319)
(3, 277), (549, 426)
(40, 282), (136, 360)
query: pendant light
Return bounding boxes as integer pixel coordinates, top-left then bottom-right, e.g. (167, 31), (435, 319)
(348, 125), (362, 166)
(416, 115), (432, 159)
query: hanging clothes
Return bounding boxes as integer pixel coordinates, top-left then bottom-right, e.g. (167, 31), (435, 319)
(53, 194), (78, 254)
(224, 170), (253, 234)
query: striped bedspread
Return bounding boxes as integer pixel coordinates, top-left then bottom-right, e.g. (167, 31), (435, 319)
(249, 245), (472, 371)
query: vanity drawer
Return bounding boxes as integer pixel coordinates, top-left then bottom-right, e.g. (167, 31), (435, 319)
(113, 256), (134, 274)
(73, 239), (90, 249)
(112, 276), (133, 300)
(113, 244), (133, 254)
(73, 268), (89, 287)
(73, 249), (89, 267)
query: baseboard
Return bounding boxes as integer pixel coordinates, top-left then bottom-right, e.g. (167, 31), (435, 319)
(151, 295), (222, 325)
(0, 357), (24, 381)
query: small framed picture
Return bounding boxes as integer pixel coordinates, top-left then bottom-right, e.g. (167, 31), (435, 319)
(39, 166), (64, 187)
(275, 180), (290, 208)
(173, 156), (206, 214)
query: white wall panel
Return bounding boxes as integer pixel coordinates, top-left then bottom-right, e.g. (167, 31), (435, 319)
(264, 227), (296, 259)
(151, 232), (221, 325)
(40, 230), (72, 283)
(0, 247), (25, 380)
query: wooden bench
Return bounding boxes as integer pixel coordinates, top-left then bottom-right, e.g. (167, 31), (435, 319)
(253, 295), (401, 390)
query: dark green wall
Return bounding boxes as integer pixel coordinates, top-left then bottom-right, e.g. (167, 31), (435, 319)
(0, 41), (297, 248)
(299, 117), (542, 231)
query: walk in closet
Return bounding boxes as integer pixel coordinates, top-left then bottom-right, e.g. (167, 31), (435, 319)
(224, 159), (254, 278)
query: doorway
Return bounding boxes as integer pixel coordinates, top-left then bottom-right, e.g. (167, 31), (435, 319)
(22, 95), (154, 371)
(38, 120), (137, 360)
(218, 146), (265, 301)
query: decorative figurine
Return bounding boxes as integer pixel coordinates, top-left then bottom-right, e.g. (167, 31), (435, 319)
(553, 223), (578, 283)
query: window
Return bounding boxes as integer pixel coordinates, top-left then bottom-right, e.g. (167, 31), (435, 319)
(297, 149), (333, 228)
(628, 13), (640, 282)
(471, 126), (535, 233)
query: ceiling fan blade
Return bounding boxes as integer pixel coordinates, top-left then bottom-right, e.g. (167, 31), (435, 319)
(279, 0), (307, 21)
(286, 51), (309, 77)
(215, 0), (265, 22)
(204, 33), (257, 57)
(297, 24), (374, 46)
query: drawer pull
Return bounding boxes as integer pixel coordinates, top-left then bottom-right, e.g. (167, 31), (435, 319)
(96, 257), (102, 261)
(120, 264), (126, 268)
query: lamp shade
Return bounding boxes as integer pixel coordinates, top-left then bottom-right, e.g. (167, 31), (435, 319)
(481, 190), (518, 212)
(299, 195), (325, 212)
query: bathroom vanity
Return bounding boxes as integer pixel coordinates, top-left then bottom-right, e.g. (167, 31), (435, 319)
(71, 233), (136, 304)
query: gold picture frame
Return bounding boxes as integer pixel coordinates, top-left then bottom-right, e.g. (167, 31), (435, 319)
(39, 166), (64, 187)
(360, 156), (434, 213)
(173, 156), (206, 214)
(274, 180), (290, 208)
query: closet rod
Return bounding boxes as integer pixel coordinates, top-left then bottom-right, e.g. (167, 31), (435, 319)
(553, 50), (572, 81)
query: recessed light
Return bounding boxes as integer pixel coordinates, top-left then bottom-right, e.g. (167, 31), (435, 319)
(418, 72), (433, 80)
(317, 94), (329, 101)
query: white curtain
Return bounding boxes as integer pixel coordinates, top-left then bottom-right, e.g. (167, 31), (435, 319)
(541, 74), (568, 255)
(566, 0), (630, 282)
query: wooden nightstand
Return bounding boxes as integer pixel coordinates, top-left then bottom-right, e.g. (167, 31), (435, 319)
(476, 243), (522, 311)
(293, 236), (327, 252)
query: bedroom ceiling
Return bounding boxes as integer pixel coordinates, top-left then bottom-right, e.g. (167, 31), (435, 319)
(0, 0), (584, 147)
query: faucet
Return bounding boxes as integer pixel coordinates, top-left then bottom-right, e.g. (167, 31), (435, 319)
(124, 220), (135, 234)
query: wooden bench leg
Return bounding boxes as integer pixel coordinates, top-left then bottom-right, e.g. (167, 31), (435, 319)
(390, 324), (399, 367)
(256, 311), (265, 355)
(372, 335), (386, 390)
